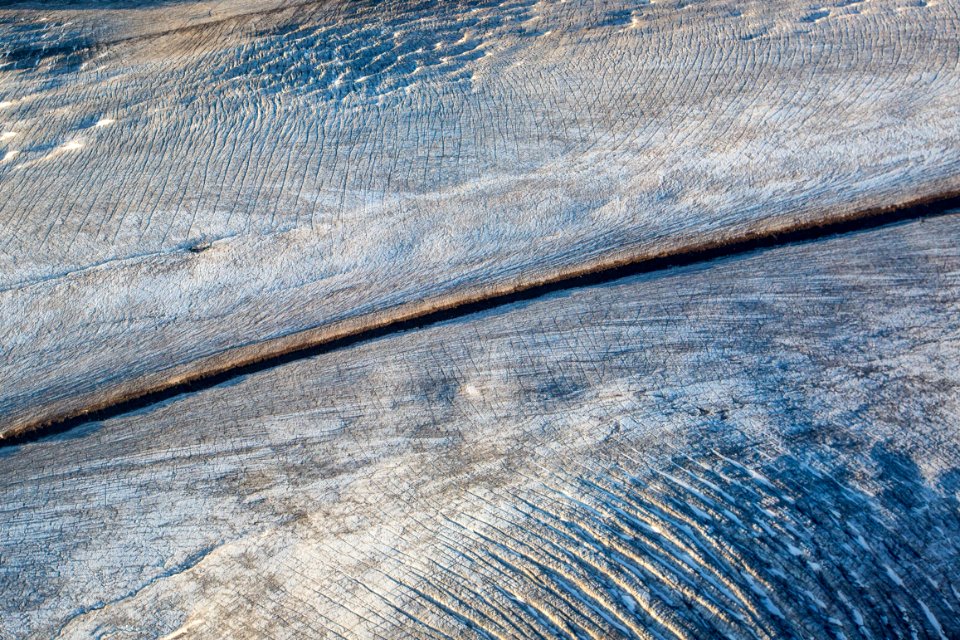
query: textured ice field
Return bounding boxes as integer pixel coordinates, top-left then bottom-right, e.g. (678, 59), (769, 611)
(2, 1), (960, 637)
(2, 0), (959, 437)
(3, 215), (959, 638)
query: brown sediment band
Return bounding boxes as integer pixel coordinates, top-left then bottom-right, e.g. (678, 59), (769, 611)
(4, 188), (960, 448)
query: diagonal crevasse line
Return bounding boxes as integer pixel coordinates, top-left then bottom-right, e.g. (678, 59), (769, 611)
(3, 189), (960, 449)
(51, 542), (222, 640)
